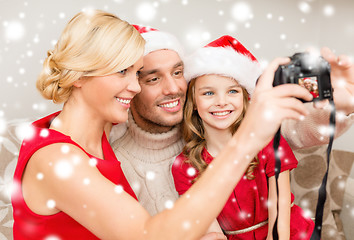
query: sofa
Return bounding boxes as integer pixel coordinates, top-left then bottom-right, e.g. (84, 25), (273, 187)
(1, 119), (354, 239)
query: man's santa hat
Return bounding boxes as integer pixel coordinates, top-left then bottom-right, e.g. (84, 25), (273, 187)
(184, 35), (262, 95)
(133, 25), (184, 58)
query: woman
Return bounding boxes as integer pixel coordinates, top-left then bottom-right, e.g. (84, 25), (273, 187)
(11, 9), (312, 240)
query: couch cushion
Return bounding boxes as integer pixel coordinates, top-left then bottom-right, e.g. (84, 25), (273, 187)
(0, 119), (31, 240)
(291, 145), (354, 240)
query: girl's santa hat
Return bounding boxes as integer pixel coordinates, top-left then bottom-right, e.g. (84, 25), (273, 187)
(184, 35), (262, 95)
(133, 25), (185, 59)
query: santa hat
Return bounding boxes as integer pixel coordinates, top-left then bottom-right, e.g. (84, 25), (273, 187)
(133, 25), (185, 59)
(184, 35), (262, 95)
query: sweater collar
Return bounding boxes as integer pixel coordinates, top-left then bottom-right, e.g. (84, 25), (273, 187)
(127, 111), (183, 150)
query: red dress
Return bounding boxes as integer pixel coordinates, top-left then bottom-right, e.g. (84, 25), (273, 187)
(11, 112), (137, 240)
(172, 136), (314, 239)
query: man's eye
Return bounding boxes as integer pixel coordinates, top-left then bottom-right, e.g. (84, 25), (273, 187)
(147, 77), (159, 83)
(136, 71), (141, 77)
(174, 70), (183, 76)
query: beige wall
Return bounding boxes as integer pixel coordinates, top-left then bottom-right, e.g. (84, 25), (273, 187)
(1, 0), (353, 151)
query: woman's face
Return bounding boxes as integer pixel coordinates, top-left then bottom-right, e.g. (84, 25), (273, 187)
(76, 57), (143, 124)
(194, 74), (244, 132)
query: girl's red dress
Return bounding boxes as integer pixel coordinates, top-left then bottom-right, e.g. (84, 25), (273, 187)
(172, 136), (314, 239)
(11, 112), (137, 240)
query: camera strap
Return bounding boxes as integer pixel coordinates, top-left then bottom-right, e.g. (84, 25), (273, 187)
(310, 100), (336, 239)
(272, 100), (336, 240)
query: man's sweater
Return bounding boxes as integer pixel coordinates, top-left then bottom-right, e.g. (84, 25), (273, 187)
(110, 112), (184, 215)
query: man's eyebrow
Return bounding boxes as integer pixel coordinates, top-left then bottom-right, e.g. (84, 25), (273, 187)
(173, 61), (184, 68)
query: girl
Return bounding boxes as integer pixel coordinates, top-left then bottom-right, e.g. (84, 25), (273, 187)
(172, 35), (314, 239)
(11, 10), (312, 239)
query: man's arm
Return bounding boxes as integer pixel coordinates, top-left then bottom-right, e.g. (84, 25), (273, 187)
(281, 48), (354, 150)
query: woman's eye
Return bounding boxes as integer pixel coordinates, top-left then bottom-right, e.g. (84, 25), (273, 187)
(118, 69), (127, 75)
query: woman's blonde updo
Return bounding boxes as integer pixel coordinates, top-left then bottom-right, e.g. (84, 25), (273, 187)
(36, 9), (145, 103)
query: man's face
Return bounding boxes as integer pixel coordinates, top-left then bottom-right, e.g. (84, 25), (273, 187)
(130, 49), (187, 133)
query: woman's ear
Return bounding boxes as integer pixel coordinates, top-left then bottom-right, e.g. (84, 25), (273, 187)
(73, 77), (86, 88)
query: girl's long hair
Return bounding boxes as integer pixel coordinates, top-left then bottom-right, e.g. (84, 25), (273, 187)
(182, 76), (259, 182)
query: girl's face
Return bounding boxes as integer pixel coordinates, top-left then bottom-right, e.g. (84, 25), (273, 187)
(194, 74), (244, 132)
(75, 57), (143, 124)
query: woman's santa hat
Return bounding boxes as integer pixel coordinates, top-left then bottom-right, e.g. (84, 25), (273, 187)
(184, 35), (262, 95)
(133, 25), (185, 59)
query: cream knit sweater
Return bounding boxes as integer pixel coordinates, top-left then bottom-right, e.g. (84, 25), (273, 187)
(110, 112), (184, 215)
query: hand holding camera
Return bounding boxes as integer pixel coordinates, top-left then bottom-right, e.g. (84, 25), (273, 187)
(273, 52), (333, 102)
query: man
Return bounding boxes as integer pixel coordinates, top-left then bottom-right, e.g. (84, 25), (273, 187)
(110, 26), (354, 218)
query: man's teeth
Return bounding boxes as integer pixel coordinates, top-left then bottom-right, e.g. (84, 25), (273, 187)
(212, 111), (231, 116)
(160, 101), (178, 108)
(116, 98), (131, 104)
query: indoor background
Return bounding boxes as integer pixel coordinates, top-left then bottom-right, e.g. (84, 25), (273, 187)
(1, 0), (353, 151)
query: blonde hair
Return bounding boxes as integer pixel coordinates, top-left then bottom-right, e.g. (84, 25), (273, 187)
(182, 76), (259, 181)
(36, 9), (145, 103)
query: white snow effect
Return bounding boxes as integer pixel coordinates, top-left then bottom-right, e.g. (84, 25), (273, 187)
(83, 178), (90, 185)
(54, 160), (74, 179)
(146, 170), (156, 180)
(298, 1), (312, 14)
(136, 2), (157, 22)
(164, 199), (174, 209)
(61, 144), (70, 154)
(231, 2), (252, 22)
(40, 129), (49, 138)
(15, 122), (35, 141)
(4, 21), (25, 41)
(89, 157), (98, 167)
(114, 185), (124, 194)
(37, 172), (44, 180)
(187, 167), (196, 177)
(226, 22), (237, 32)
(47, 199), (56, 209)
(323, 5), (335, 17)
(44, 235), (61, 240)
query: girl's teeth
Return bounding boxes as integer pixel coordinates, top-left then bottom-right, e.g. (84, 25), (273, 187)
(212, 111), (230, 116)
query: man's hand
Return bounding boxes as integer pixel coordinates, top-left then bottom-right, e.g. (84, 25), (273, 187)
(318, 47), (354, 115)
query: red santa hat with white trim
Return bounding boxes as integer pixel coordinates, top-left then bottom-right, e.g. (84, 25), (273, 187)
(133, 25), (185, 59)
(184, 35), (262, 95)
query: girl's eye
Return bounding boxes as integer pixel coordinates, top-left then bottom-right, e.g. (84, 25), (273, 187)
(203, 91), (214, 96)
(118, 69), (127, 75)
(229, 89), (238, 94)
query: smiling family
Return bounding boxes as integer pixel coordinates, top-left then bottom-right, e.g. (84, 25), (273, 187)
(11, 9), (354, 240)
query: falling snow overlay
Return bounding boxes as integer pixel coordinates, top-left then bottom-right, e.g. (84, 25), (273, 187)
(1, 0), (354, 239)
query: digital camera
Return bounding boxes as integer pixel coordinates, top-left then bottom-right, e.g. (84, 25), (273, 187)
(273, 52), (332, 102)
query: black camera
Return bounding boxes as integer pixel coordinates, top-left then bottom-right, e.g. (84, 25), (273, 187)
(273, 52), (333, 102)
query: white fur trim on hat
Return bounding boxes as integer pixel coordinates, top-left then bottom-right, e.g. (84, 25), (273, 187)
(141, 31), (185, 59)
(184, 46), (262, 95)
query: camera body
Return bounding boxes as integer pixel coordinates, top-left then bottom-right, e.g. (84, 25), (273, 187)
(273, 52), (332, 102)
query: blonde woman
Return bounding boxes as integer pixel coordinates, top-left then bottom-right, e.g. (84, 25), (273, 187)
(11, 10), (312, 240)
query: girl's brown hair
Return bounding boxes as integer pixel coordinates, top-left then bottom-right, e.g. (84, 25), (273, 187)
(182, 76), (259, 181)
